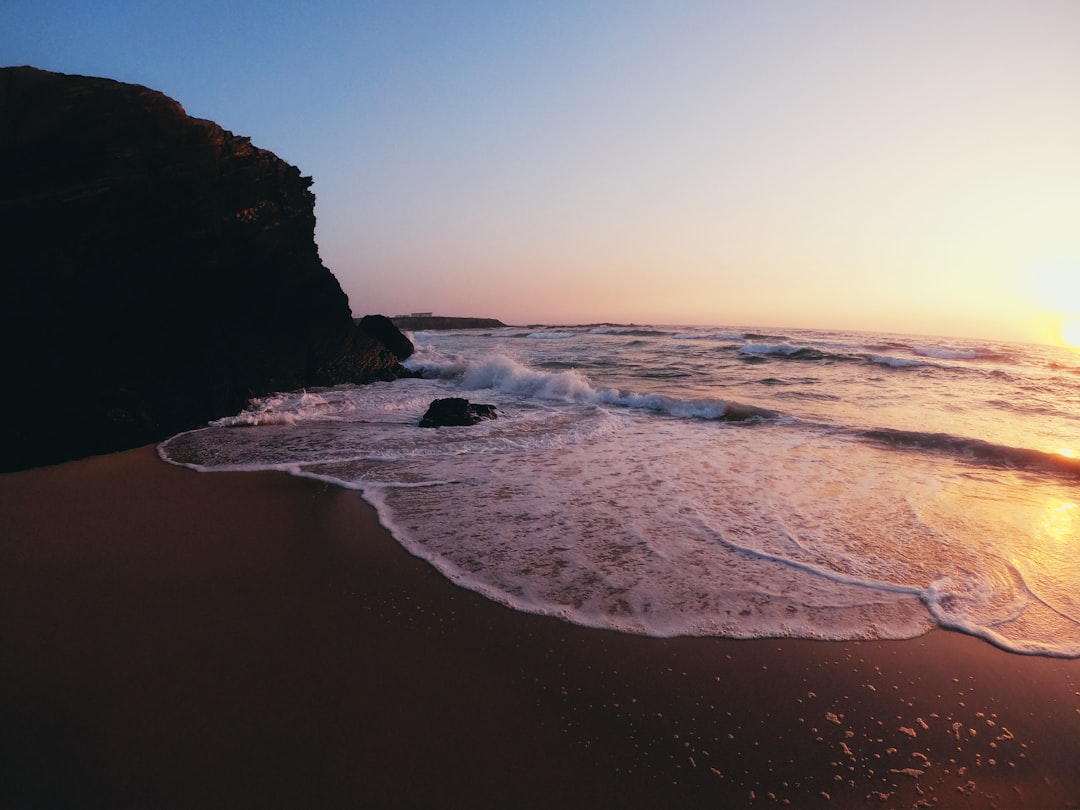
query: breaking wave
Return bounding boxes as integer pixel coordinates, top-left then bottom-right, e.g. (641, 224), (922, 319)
(159, 324), (1080, 658)
(855, 427), (1080, 477)
(458, 354), (776, 422)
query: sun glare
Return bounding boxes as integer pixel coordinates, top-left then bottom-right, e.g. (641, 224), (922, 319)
(1041, 501), (1078, 545)
(1061, 320), (1080, 350)
(1015, 257), (1080, 348)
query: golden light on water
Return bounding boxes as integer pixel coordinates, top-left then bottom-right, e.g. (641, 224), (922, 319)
(1041, 501), (1078, 545)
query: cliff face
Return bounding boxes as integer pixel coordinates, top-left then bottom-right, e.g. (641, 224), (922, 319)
(0, 66), (412, 471)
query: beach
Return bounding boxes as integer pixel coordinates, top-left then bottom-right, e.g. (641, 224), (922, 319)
(2, 446), (1079, 809)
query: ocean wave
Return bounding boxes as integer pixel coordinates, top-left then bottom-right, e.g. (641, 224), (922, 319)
(638, 368), (695, 380)
(743, 332), (789, 342)
(738, 342), (855, 362)
(526, 331), (576, 339)
(402, 346), (469, 378)
(458, 353), (778, 422)
(741, 343), (950, 371)
(538, 360), (580, 370)
(755, 376), (826, 387)
(599, 390), (776, 421)
(739, 342), (800, 356)
(772, 390), (842, 402)
(1049, 361), (1080, 375)
(914, 345), (979, 360)
(856, 427), (1080, 477)
(162, 325), (1080, 658)
(913, 344), (1011, 362)
(462, 355), (595, 400)
(211, 391), (350, 426)
(862, 353), (933, 369)
(866, 340), (913, 352)
(672, 331), (744, 341)
(588, 327), (668, 336)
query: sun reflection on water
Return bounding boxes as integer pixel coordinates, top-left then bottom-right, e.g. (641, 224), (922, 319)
(1041, 500), (1078, 545)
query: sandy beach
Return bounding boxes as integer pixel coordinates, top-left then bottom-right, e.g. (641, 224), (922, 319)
(2, 446), (1079, 809)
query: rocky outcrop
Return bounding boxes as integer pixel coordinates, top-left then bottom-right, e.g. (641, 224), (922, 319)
(419, 399), (498, 428)
(359, 315), (415, 361)
(391, 315), (507, 331)
(0, 66), (413, 471)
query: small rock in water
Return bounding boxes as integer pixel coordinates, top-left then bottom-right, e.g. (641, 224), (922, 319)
(419, 397), (498, 428)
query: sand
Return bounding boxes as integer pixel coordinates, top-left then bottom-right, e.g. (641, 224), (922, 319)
(2, 446), (1079, 809)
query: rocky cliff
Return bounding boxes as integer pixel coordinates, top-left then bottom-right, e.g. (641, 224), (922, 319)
(0, 66), (413, 471)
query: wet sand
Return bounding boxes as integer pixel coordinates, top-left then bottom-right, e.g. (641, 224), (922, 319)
(2, 446), (1079, 808)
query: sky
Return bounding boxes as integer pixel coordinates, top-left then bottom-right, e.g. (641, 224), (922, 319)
(5, 1), (1080, 345)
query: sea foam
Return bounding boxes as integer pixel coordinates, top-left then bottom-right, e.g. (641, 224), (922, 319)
(158, 325), (1080, 657)
(211, 392), (347, 426)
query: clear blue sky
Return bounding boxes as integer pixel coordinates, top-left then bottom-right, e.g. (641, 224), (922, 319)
(5, 1), (1080, 343)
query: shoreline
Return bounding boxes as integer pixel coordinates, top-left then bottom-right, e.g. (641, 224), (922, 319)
(2, 446), (1079, 808)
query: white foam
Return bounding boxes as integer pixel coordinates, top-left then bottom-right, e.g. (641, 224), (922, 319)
(864, 353), (931, 369)
(455, 352), (770, 422)
(595, 389), (729, 419)
(739, 341), (800, 356)
(155, 327), (1080, 657)
(461, 354), (595, 400)
(527, 331), (576, 339)
(402, 345), (468, 378)
(914, 345), (979, 360)
(162, 392), (933, 642)
(315, 415), (942, 641)
(211, 391), (348, 426)
(924, 576), (1080, 657)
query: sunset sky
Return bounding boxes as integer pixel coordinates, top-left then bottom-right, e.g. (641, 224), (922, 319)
(5, 1), (1080, 344)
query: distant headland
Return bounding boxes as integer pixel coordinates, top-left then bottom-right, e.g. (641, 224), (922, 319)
(390, 314), (507, 331)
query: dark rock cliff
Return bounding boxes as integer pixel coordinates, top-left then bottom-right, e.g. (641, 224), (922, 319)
(0, 66), (413, 471)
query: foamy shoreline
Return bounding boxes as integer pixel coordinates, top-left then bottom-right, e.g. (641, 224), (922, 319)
(3, 445), (1079, 807)
(157, 324), (1080, 658)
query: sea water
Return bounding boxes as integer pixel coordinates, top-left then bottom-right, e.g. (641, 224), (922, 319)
(159, 325), (1080, 657)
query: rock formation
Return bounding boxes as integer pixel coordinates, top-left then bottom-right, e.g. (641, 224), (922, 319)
(419, 398), (498, 428)
(359, 314), (415, 361)
(0, 66), (413, 471)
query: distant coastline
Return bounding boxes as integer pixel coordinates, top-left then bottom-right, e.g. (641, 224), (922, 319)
(389, 314), (506, 331)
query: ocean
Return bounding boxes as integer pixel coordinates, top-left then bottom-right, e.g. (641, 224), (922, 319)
(159, 325), (1080, 657)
